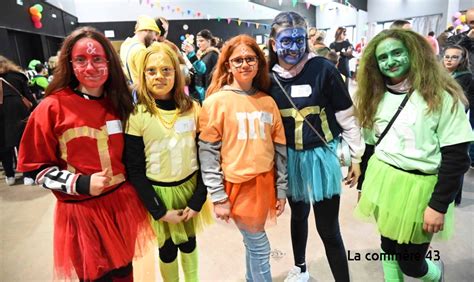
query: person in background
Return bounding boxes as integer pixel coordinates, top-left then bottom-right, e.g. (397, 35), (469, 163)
(268, 12), (364, 282)
(200, 34), (288, 281)
(447, 8), (474, 74)
(29, 63), (49, 100)
(447, 8), (474, 168)
(437, 26), (455, 53)
(47, 53), (59, 83)
(442, 45), (473, 205)
(17, 26), (154, 281)
(330, 27), (354, 88)
(125, 42), (212, 282)
(310, 29), (330, 57)
(355, 28), (473, 282)
(390, 19), (412, 30)
(25, 59), (41, 82)
(0, 55), (37, 186)
(182, 29), (219, 103)
(355, 36), (367, 54)
(426, 31), (440, 56)
(120, 15), (160, 84)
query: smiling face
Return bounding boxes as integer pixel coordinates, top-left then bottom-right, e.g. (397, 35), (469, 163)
(273, 27), (307, 66)
(375, 38), (410, 84)
(71, 38), (108, 90)
(227, 44), (259, 86)
(144, 51), (175, 100)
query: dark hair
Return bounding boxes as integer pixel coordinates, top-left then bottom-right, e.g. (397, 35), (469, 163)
(46, 26), (133, 124)
(267, 11), (308, 69)
(34, 63), (45, 73)
(444, 45), (471, 72)
(390, 20), (410, 29)
(197, 29), (217, 47)
(155, 17), (168, 36)
(428, 31), (435, 36)
(206, 34), (270, 96)
(335, 27), (346, 40)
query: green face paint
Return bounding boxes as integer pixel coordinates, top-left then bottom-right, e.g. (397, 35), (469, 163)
(375, 38), (410, 81)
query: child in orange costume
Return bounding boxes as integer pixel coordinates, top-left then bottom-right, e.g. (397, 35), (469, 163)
(198, 35), (288, 281)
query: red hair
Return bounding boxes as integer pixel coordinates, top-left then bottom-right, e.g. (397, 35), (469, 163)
(206, 35), (270, 97)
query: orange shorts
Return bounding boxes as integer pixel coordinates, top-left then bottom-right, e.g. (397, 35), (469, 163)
(224, 170), (277, 233)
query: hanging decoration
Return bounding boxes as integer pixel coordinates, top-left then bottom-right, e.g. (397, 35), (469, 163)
(137, 0), (271, 30)
(29, 3), (43, 29)
(292, 0), (298, 7)
(306, 2), (311, 9)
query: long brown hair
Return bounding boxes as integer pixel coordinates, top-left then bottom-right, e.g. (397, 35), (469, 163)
(135, 42), (193, 115)
(0, 55), (23, 74)
(46, 26), (133, 123)
(355, 29), (467, 129)
(206, 34), (270, 96)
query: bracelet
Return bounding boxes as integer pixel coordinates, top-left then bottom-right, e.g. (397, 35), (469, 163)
(214, 198), (228, 205)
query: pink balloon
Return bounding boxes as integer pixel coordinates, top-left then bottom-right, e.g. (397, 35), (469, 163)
(454, 19), (462, 26)
(453, 11), (461, 19)
(34, 21), (42, 29)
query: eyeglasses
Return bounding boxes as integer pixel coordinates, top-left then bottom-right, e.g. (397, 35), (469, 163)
(229, 56), (258, 68)
(443, 55), (460, 61)
(71, 56), (108, 67)
(145, 67), (175, 78)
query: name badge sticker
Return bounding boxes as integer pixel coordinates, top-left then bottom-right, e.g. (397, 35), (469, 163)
(290, 84), (312, 98)
(174, 119), (195, 133)
(261, 112), (273, 124)
(106, 120), (123, 135)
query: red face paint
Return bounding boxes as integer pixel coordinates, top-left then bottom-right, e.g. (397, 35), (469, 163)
(71, 38), (109, 89)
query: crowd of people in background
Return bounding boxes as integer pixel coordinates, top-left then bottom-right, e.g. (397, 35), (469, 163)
(0, 7), (473, 282)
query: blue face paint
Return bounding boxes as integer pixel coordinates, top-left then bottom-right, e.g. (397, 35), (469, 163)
(275, 27), (307, 65)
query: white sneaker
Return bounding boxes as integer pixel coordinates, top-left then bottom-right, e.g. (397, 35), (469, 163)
(5, 177), (15, 186)
(23, 177), (35, 186)
(284, 266), (310, 282)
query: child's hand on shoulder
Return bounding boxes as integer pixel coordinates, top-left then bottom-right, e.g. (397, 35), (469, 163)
(161, 209), (186, 224)
(183, 207), (199, 222)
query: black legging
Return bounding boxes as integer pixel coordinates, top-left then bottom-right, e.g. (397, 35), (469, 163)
(381, 236), (430, 278)
(0, 146), (15, 177)
(159, 237), (197, 263)
(288, 195), (349, 282)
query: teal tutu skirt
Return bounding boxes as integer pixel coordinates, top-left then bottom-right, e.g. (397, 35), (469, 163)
(287, 139), (343, 203)
(354, 156), (454, 244)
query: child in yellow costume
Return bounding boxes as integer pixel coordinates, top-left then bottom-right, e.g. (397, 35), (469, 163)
(125, 42), (213, 282)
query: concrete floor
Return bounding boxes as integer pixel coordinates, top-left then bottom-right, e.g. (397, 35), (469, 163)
(1, 167), (473, 282)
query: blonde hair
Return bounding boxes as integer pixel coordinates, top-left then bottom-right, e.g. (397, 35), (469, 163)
(135, 42), (193, 115)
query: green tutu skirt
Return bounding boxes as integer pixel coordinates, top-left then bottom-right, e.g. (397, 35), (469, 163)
(354, 156), (454, 244)
(151, 174), (214, 247)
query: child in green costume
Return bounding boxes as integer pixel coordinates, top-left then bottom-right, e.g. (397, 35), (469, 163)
(354, 29), (474, 281)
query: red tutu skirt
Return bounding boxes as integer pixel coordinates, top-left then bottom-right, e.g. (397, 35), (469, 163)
(53, 182), (155, 281)
(225, 170), (277, 233)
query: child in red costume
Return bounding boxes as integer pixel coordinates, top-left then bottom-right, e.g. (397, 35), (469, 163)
(17, 27), (154, 281)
